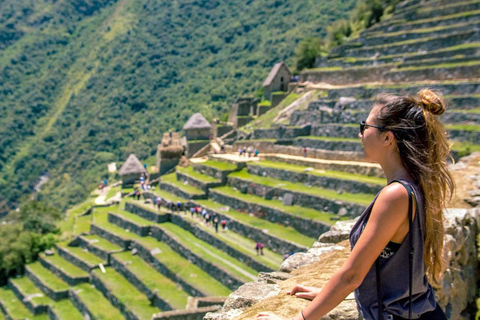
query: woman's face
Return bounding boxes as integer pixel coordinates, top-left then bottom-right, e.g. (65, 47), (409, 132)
(359, 105), (385, 163)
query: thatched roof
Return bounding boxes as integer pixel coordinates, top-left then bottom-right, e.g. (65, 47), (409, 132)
(262, 61), (291, 87)
(119, 154), (147, 176)
(183, 113), (211, 130)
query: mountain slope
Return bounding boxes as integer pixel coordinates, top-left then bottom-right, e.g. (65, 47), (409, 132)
(0, 0), (357, 214)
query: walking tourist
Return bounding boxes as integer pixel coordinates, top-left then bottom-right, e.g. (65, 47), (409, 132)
(156, 197), (162, 209)
(302, 147), (307, 157)
(214, 217), (219, 233)
(190, 207), (195, 217)
(221, 219), (227, 230)
(257, 89), (453, 320)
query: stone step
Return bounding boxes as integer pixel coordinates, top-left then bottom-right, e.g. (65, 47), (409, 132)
(90, 211), (231, 297)
(324, 81), (480, 100)
(400, 55), (480, 70)
(247, 160), (385, 195)
(8, 277), (52, 315)
(193, 198), (314, 251)
(208, 186), (336, 239)
(107, 209), (254, 289)
(25, 262), (69, 301)
(76, 234), (124, 263)
(90, 267), (161, 320)
(160, 173), (207, 200)
(38, 250), (90, 286)
(191, 159), (239, 183)
(176, 166), (223, 193)
(332, 29), (480, 59)
(69, 283), (125, 320)
(110, 251), (189, 310)
(55, 242), (107, 273)
(227, 169), (371, 214)
(358, 20), (480, 47)
(261, 154), (383, 177)
(0, 286), (48, 320)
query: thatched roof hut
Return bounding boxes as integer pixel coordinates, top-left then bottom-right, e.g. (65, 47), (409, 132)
(183, 113), (211, 141)
(119, 154), (146, 185)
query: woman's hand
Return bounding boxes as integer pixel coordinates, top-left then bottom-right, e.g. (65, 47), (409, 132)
(287, 284), (321, 300)
(256, 311), (286, 320)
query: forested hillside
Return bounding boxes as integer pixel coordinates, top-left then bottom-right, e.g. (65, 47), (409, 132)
(0, 0), (357, 214)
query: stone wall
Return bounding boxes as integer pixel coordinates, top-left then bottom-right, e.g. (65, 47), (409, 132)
(77, 235), (123, 264)
(90, 224), (132, 250)
(39, 255), (90, 286)
(150, 225), (245, 291)
(203, 209), (480, 320)
(189, 200), (308, 255)
(8, 278), (48, 315)
(227, 176), (366, 217)
(90, 272), (140, 320)
(69, 289), (95, 320)
(192, 163), (238, 184)
(160, 181), (207, 200)
(108, 212), (151, 237)
(187, 140), (210, 158)
(247, 164), (383, 195)
(176, 171), (223, 193)
(262, 154), (384, 178)
(251, 125), (311, 140)
(169, 214), (274, 273)
(109, 254), (174, 311)
(208, 189), (331, 239)
(56, 245), (99, 272)
(154, 306), (222, 320)
(25, 265), (68, 301)
(293, 137), (363, 152)
(125, 202), (170, 223)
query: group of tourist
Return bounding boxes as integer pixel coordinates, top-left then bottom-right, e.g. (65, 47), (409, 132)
(238, 146), (259, 158)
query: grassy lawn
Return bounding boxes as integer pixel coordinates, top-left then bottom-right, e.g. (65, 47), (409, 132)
(178, 213), (283, 269)
(106, 185), (121, 200)
(198, 160), (237, 171)
(91, 211), (231, 296)
(83, 234), (123, 252)
(58, 198), (93, 239)
(9, 277), (52, 306)
(395, 60), (480, 71)
(26, 262), (69, 291)
(149, 188), (185, 203)
(73, 214), (93, 236)
(251, 160), (386, 186)
(111, 209), (154, 227)
(113, 251), (189, 310)
(57, 242), (105, 266)
(195, 199), (316, 247)
(451, 141), (480, 156)
(73, 283), (124, 319)
(177, 166), (220, 183)
(39, 250), (89, 278)
(0, 286), (39, 320)
(161, 173), (205, 195)
(156, 223), (258, 282)
(229, 169), (374, 206)
(92, 267), (161, 319)
(446, 124), (480, 131)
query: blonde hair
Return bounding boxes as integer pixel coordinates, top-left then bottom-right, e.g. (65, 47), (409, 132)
(375, 89), (455, 284)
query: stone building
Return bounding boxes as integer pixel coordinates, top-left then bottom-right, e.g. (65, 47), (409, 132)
(183, 113), (212, 141)
(262, 61), (292, 101)
(156, 131), (184, 175)
(118, 153), (147, 186)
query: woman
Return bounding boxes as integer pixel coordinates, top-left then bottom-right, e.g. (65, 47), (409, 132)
(256, 89), (454, 320)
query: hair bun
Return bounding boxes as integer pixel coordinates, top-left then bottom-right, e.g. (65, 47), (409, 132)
(417, 89), (446, 116)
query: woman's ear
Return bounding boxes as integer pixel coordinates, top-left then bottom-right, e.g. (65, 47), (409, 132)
(383, 131), (396, 147)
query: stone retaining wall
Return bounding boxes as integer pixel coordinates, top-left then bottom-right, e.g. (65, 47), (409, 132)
(192, 163), (239, 184)
(385, 64), (480, 83)
(38, 256), (90, 286)
(24, 266), (68, 301)
(131, 242), (207, 297)
(208, 189), (331, 239)
(247, 164), (383, 195)
(227, 176), (366, 217)
(262, 154), (384, 178)
(301, 65), (393, 86)
(77, 235), (123, 263)
(160, 181), (207, 200)
(108, 212), (151, 237)
(169, 214), (273, 273)
(311, 125), (358, 138)
(69, 289), (95, 320)
(55, 245), (99, 273)
(8, 278), (48, 315)
(150, 225), (245, 291)
(189, 200), (307, 255)
(252, 125), (311, 140)
(176, 171), (223, 193)
(125, 202), (170, 223)
(293, 137), (363, 152)
(204, 208), (480, 320)
(48, 307), (60, 320)
(90, 272), (140, 320)
(154, 306), (222, 320)
(109, 254), (174, 311)
(90, 224), (132, 250)
(233, 140), (364, 162)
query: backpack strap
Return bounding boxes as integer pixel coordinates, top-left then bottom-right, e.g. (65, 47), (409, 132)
(376, 179), (415, 320)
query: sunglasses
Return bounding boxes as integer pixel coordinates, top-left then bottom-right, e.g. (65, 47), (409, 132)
(359, 121), (385, 135)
